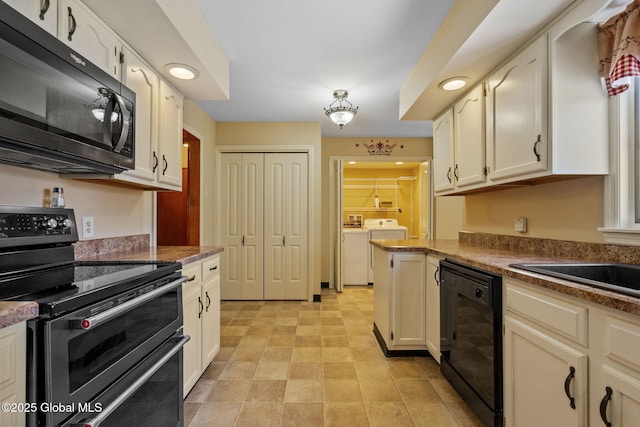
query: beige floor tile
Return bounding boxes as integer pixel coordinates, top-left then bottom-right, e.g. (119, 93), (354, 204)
(229, 346), (263, 362)
(430, 377), (463, 403)
(387, 359), (429, 379)
(212, 347), (234, 362)
(245, 324), (274, 335)
(321, 317), (344, 326)
(205, 380), (251, 402)
(289, 362), (322, 379)
(322, 361), (357, 379)
(395, 379), (442, 402)
(405, 401), (463, 427)
(245, 380), (287, 402)
(184, 402), (200, 426)
(348, 334), (377, 348)
(446, 401), (485, 427)
(272, 325), (297, 335)
(220, 336), (243, 347)
(253, 361), (290, 380)
(354, 361), (393, 380)
(221, 325), (249, 337)
(322, 325), (346, 335)
(324, 403), (369, 427)
(185, 379), (215, 403)
(261, 347), (293, 362)
(267, 335), (295, 347)
(298, 316), (322, 326)
(294, 335), (322, 347)
(322, 346), (353, 362)
(284, 379), (323, 402)
(351, 346), (385, 362)
(291, 347), (323, 362)
(200, 361), (226, 380)
(365, 401), (414, 427)
(275, 317), (298, 326)
(321, 335), (349, 347)
(228, 317), (254, 326)
(359, 379), (402, 402)
(188, 402), (241, 427)
(296, 325), (322, 336)
(238, 335), (269, 348)
(324, 379), (363, 402)
(281, 403), (324, 427)
(234, 403), (282, 427)
(252, 316), (276, 326)
(218, 361), (258, 380)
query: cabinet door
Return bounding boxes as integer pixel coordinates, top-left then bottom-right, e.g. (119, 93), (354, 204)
(182, 278), (202, 395)
(220, 153), (264, 300)
(58, 0), (119, 77)
(504, 316), (587, 427)
(426, 255), (442, 362)
(201, 274), (220, 367)
(0, 323), (26, 427)
(4, 0), (58, 35)
(118, 47), (158, 183)
(432, 109), (455, 193)
(487, 35), (548, 181)
(599, 366), (640, 427)
(454, 85), (486, 188)
(391, 253), (426, 346)
(264, 153), (308, 300)
(157, 80), (183, 189)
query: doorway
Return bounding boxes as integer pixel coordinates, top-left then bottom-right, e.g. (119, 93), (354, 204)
(157, 129), (201, 245)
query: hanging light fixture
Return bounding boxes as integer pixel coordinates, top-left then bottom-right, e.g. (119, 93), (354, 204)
(324, 89), (358, 129)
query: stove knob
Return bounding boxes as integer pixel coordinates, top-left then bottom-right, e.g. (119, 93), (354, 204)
(40, 218), (57, 230)
(59, 219), (73, 229)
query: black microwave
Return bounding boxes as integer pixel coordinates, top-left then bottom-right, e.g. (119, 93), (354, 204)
(0, 2), (135, 175)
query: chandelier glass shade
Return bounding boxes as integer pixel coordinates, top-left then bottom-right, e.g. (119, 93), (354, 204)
(324, 89), (358, 129)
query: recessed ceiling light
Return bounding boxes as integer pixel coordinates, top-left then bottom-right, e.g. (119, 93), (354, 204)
(348, 161), (357, 165)
(395, 161), (404, 165)
(165, 63), (200, 80)
(438, 77), (469, 91)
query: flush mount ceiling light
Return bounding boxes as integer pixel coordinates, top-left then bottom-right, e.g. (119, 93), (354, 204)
(324, 90), (358, 129)
(438, 76), (469, 91)
(165, 63), (200, 80)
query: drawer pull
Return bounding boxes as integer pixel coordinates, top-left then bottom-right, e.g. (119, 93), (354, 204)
(209, 266), (218, 271)
(563, 366), (576, 409)
(186, 275), (196, 282)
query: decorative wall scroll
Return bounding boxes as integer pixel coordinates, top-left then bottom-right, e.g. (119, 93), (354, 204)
(356, 139), (404, 156)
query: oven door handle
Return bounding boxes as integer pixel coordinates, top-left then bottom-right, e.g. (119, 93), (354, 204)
(72, 335), (190, 427)
(69, 277), (185, 330)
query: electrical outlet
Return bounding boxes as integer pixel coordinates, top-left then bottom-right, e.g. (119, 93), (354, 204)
(82, 216), (94, 238)
(514, 217), (527, 233)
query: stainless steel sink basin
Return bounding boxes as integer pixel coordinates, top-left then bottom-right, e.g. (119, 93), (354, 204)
(510, 263), (640, 298)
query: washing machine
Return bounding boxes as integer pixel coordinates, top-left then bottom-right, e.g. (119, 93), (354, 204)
(364, 219), (408, 283)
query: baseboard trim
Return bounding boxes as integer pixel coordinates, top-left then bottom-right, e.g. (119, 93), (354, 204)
(373, 323), (430, 357)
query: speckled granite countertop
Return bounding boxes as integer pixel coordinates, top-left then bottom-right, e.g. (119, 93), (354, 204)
(0, 301), (39, 329)
(371, 238), (640, 316)
(0, 234), (224, 328)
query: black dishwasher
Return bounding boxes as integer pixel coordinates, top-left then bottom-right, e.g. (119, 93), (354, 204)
(440, 259), (503, 427)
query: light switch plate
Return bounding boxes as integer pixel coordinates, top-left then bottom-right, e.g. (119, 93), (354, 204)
(82, 216), (94, 238)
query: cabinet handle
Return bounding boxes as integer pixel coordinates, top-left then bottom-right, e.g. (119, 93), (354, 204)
(67, 7), (77, 41)
(599, 386), (613, 427)
(39, 0), (50, 20)
(563, 366), (576, 409)
(209, 266), (218, 271)
(454, 164), (459, 181)
(152, 151), (158, 172)
(242, 235), (245, 246)
(446, 167), (452, 183)
(283, 235), (286, 246)
(198, 296), (203, 319)
(186, 275), (196, 282)
(205, 291), (211, 311)
(533, 134), (541, 161)
(162, 154), (168, 175)
(434, 266), (440, 286)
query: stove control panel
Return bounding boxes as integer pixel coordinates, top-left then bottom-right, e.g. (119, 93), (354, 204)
(0, 206), (78, 244)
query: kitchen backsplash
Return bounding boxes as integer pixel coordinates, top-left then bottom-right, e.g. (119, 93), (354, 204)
(74, 234), (150, 259)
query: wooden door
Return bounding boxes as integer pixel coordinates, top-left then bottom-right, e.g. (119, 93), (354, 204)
(264, 153), (308, 300)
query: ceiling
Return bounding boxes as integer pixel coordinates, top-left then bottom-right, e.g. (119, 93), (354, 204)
(193, 0), (456, 138)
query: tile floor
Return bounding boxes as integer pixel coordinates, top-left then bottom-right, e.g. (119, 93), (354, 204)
(184, 286), (483, 427)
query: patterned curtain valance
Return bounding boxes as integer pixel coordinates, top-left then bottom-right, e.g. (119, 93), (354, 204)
(598, 0), (640, 96)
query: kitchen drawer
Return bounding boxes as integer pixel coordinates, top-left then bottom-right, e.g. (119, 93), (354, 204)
(202, 255), (220, 282)
(605, 315), (640, 372)
(506, 280), (588, 346)
(182, 264), (202, 288)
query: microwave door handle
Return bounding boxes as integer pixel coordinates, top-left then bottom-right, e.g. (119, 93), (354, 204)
(71, 335), (190, 427)
(112, 92), (130, 153)
(102, 93), (115, 148)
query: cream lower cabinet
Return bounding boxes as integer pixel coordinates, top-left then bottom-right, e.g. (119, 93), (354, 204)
(426, 254), (442, 362)
(182, 254), (221, 396)
(505, 278), (640, 427)
(0, 322), (26, 427)
(373, 247), (426, 353)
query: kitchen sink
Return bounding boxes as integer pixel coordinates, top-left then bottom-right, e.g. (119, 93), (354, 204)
(509, 263), (640, 298)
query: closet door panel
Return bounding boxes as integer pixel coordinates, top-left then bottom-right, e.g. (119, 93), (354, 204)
(241, 154), (264, 300)
(220, 154), (243, 300)
(284, 154), (308, 299)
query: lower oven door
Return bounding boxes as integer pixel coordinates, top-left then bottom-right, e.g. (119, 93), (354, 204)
(65, 333), (189, 427)
(37, 274), (184, 426)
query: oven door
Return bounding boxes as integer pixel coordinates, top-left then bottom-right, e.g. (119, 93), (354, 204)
(65, 332), (189, 427)
(39, 275), (184, 426)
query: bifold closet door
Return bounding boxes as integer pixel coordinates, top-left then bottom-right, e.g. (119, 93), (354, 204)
(264, 153), (308, 300)
(220, 153), (264, 300)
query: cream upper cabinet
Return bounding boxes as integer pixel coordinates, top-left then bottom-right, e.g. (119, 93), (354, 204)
(157, 80), (183, 190)
(426, 254), (442, 362)
(486, 35), (548, 182)
(454, 84), (486, 188)
(432, 109), (454, 193)
(116, 47), (158, 185)
(58, 0), (119, 77)
(3, 0), (58, 35)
